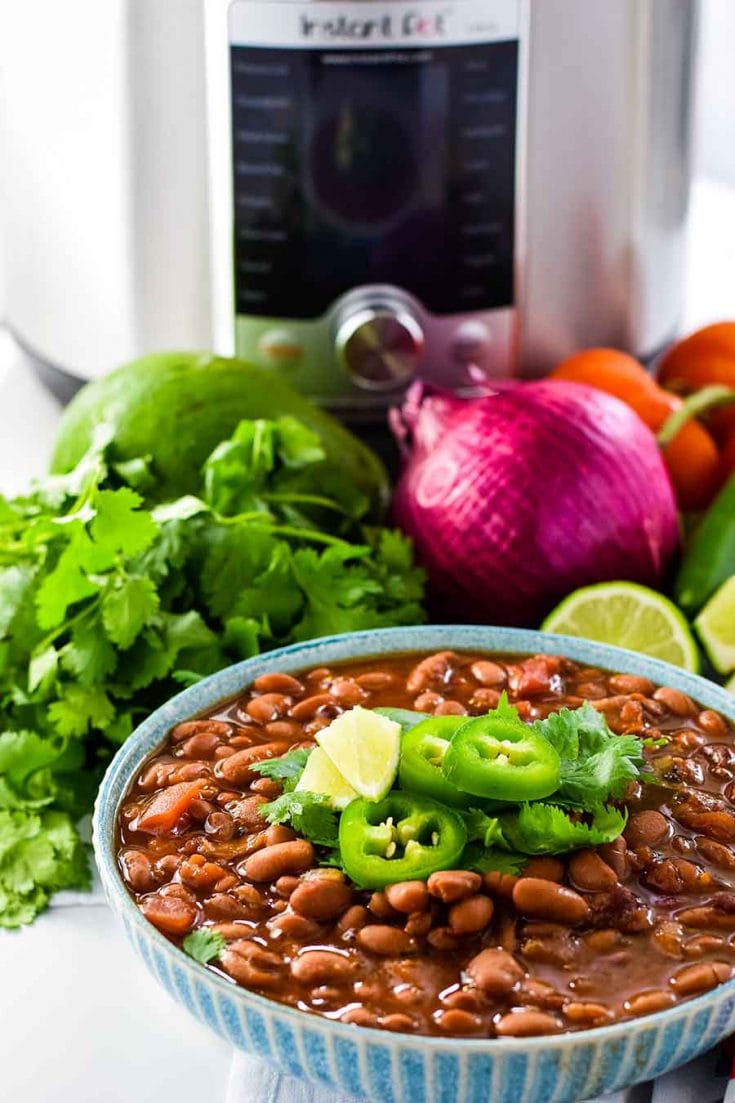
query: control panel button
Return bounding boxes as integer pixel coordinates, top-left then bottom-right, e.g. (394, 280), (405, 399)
(452, 320), (492, 366)
(257, 328), (304, 370)
(335, 308), (424, 391)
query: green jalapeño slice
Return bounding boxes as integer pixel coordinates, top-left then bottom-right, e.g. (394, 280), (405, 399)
(398, 716), (473, 808)
(443, 715), (560, 801)
(338, 792), (467, 889)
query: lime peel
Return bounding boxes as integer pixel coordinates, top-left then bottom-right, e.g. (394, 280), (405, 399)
(294, 747), (358, 810)
(316, 706), (400, 801)
(695, 576), (735, 675)
(542, 580), (700, 673)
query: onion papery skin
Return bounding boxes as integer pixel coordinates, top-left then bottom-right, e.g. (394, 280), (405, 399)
(391, 380), (680, 626)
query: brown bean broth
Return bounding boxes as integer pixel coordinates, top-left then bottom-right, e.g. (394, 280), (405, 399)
(116, 651), (735, 1038)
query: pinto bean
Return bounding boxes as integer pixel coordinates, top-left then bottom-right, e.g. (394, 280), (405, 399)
(414, 691), (443, 712)
(220, 939), (282, 989)
(170, 720), (231, 743)
(625, 989), (677, 1016)
(216, 742), (289, 786)
(684, 935), (727, 957)
(448, 895), (494, 935)
(653, 687), (696, 716)
(405, 911), (432, 938)
(357, 925), (418, 956)
(695, 836), (735, 871)
(291, 950), (355, 984)
(356, 671), (395, 690)
(379, 1012), (417, 1032)
(229, 795), (268, 829)
(608, 674), (654, 696)
(522, 856), (565, 883)
(180, 731), (223, 759)
(434, 700), (467, 717)
(465, 948), (524, 995)
(624, 810), (668, 848)
(179, 855), (229, 891)
(598, 837), (629, 879)
(678, 906), (735, 931)
(436, 1008), (484, 1035)
(253, 673), (304, 696)
(563, 1002), (612, 1025)
(406, 651), (456, 694)
(119, 850), (157, 893)
(385, 881), (429, 914)
(670, 961), (732, 996)
(568, 850), (617, 892)
(482, 871), (518, 900)
(202, 893), (252, 921)
(289, 694), (333, 721)
(242, 840), (314, 882)
(495, 1010), (561, 1037)
(470, 688), (501, 710)
(141, 889), (197, 935)
(470, 660), (506, 687)
(643, 858), (712, 895)
(249, 777), (281, 799)
(368, 891), (398, 920)
(245, 693), (292, 724)
(427, 926), (460, 951)
(329, 678), (367, 706)
(512, 878), (590, 924)
(427, 870), (482, 903)
(290, 879), (353, 921)
(698, 710), (729, 738)
(338, 905), (370, 933)
(268, 911), (321, 940)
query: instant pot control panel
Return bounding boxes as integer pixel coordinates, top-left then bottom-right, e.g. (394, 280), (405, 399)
(228, 0), (523, 413)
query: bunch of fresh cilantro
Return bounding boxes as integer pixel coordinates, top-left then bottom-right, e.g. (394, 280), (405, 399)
(0, 416), (424, 927)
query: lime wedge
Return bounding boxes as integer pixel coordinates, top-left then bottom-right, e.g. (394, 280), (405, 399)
(695, 576), (735, 674)
(316, 706), (400, 801)
(294, 747), (358, 810)
(541, 581), (700, 672)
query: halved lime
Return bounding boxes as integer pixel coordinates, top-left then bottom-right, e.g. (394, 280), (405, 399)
(541, 581), (700, 672)
(316, 706), (400, 801)
(694, 576), (735, 675)
(294, 747), (358, 809)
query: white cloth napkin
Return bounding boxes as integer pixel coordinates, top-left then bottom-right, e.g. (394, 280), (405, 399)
(226, 1046), (731, 1103)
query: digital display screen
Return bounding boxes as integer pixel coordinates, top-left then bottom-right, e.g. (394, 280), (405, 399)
(231, 40), (518, 319)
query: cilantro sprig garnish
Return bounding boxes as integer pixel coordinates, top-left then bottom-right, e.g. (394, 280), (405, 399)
(182, 928), (227, 965)
(0, 416), (424, 927)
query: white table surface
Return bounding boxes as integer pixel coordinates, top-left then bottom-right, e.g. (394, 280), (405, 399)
(1, 177), (735, 1103)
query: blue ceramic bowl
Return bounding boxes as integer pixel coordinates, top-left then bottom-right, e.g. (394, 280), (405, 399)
(93, 626), (735, 1103)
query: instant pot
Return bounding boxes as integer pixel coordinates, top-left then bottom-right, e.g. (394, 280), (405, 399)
(1, 0), (699, 412)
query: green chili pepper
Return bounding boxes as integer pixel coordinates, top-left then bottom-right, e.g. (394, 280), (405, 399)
(398, 716), (474, 807)
(338, 791), (467, 888)
(676, 474), (735, 613)
(443, 714), (560, 801)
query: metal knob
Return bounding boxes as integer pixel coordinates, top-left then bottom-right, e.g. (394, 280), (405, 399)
(335, 306), (424, 391)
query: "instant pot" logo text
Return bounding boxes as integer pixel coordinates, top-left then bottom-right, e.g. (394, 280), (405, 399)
(299, 8), (451, 42)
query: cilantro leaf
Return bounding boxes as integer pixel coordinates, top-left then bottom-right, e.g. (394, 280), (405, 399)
(374, 707), (432, 731)
(0, 566), (36, 638)
(48, 685), (115, 738)
(90, 488), (157, 558)
(535, 703), (645, 807)
(260, 791), (339, 847)
(462, 808), (508, 849)
(462, 845), (525, 876)
(0, 808), (90, 929)
(182, 928), (227, 965)
(102, 575), (160, 649)
(250, 748), (311, 789)
(500, 803), (627, 855)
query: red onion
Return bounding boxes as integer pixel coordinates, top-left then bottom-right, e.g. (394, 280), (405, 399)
(390, 380), (679, 626)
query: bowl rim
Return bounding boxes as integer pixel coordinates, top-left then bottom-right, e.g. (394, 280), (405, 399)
(93, 624), (735, 1053)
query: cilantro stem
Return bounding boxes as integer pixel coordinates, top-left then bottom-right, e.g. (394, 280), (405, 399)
(260, 524), (351, 547)
(262, 492), (351, 515)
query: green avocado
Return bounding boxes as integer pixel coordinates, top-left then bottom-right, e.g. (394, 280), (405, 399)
(50, 352), (389, 511)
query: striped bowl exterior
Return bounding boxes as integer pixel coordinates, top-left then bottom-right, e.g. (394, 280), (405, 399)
(94, 626), (735, 1103)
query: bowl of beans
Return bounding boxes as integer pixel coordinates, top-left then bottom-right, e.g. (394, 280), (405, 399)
(93, 625), (735, 1103)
